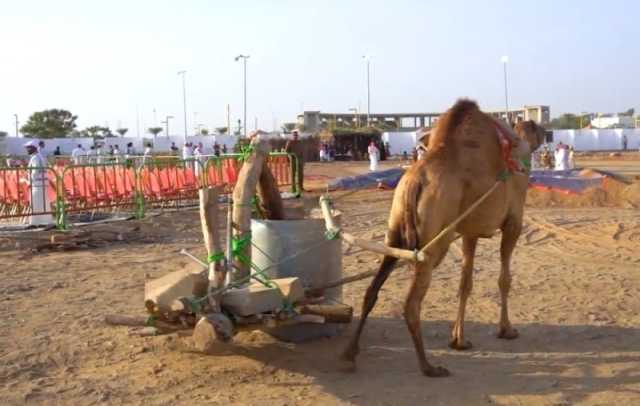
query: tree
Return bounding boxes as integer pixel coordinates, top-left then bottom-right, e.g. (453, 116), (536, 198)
(0, 131), (7, 138)
(80, 126), (114, 138)
(216, 127), (228, 135)
(200, 128), (209, 135)
(147, 127), (163, 137)
(619, 108), (635, 116)
(116, 128), (129, 137)
(548, 114), (589, 129)
(20, 109), (77, 138)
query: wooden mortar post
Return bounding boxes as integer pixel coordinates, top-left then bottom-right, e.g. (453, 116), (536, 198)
(257, 161), (285, 220)
(199, 186), (224, 291)
(231, 138), (271, 283)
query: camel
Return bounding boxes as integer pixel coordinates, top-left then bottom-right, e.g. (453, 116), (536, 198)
(341, 99), (545, 377)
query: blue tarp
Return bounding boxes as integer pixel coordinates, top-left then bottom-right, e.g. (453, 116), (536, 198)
(329, 167), (607, 194)
(529, 169), (605, 193)
(328, 167), (405, 191)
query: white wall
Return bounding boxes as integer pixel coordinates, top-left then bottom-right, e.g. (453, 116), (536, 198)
(552, 129), (640, 151)
(382, 131), (417, 155)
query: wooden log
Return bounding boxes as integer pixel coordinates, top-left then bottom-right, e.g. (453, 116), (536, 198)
(231, 139), (271, 283)
(199, 186), (224, 291)
(257, 161), (285, 220)
(104, 314), (191, 333)
(306, 268), (378, 296)
(192, 313), (234, 352)
(318, 196), (425, 262)
(299, 304), (353, 323)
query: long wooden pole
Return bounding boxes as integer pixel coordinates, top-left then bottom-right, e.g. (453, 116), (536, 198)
(319, 196), (425, 262)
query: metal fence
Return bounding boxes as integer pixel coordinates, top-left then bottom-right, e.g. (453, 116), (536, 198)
(0, 153), (298, 229)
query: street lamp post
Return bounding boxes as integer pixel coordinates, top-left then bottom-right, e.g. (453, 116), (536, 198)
(177, 70), (188, 142)
(14, 114), (19, 137)
(235, 54), (250, 137)
(501, 56), (509, 124)
(162, 115), (174, 139)
(362, 56), (371, 126)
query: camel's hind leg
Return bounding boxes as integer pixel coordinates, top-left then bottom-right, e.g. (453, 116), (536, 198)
(341, 255), (397, 369)
(449, 236), (478, 350)
(497, 215), (522, 339)
(404, 243), (450, 377)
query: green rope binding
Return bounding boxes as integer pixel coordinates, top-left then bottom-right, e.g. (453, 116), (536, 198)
(325, 228), (341, 240)
(145, 315), (157, 327)
(207, 252), (225, 264)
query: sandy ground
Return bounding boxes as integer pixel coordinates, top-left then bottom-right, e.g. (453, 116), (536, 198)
(1, 157), (640, 405)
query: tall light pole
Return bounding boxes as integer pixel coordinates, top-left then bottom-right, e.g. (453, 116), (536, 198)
(162, 115), (174, 138)
(501, 56), (509, 124)
(177, 70), (187, 142)
(235, 54), (250, 137)
(362, 55), (371, 126)
(14, 114), (19, 137)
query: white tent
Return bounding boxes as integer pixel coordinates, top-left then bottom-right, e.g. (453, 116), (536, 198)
(382, 131), (418, 156)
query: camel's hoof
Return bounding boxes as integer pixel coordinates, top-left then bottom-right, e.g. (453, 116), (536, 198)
(423, 365), (451, 378)
(449, 338), (473, 351)
(497, 327), (519, 340)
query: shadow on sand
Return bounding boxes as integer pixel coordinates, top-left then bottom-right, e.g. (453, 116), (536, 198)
(211, 317), (640, 405)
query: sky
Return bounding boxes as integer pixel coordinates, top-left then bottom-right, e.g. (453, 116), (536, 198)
(1, 0), (638, 137)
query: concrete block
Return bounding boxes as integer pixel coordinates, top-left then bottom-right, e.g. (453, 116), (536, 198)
(222, 283), (284, 316)
(271, 277), (305, 303)
(145, 269), (204, 311)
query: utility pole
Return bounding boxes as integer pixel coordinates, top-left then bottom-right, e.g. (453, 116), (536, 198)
(501, 56), (509, 124)
(234, 55), (250, 137)
(178, 70), (187, 142)
(362, 56), (371, 126)
(14, 114), (19, 137)
(162, 115), (174, 138)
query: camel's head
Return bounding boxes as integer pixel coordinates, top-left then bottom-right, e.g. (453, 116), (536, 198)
(514, 120), (545, 153)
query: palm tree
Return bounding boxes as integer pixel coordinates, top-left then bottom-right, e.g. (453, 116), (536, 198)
(147, 127), (163, 138)
(116, 128), (128, 137)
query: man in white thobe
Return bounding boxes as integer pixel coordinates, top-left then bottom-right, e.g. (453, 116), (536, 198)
(24, 141), (53, 226)
(368, 141), (380, 171)
(554, 142), (570, 171)
(71, 144), (84, 165)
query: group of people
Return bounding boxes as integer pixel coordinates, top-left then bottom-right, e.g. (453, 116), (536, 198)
(537, 142), (575, 170)
(318, 142), (335, 162)
(69, 142), (139, 165)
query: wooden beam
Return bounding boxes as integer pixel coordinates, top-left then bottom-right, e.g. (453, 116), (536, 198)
(199, 186), (224, 291)
(319, 196), (425, 262)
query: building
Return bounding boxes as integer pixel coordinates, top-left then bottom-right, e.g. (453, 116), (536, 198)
(298, 105), (550, 132)
(590, 114), (635, 129)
